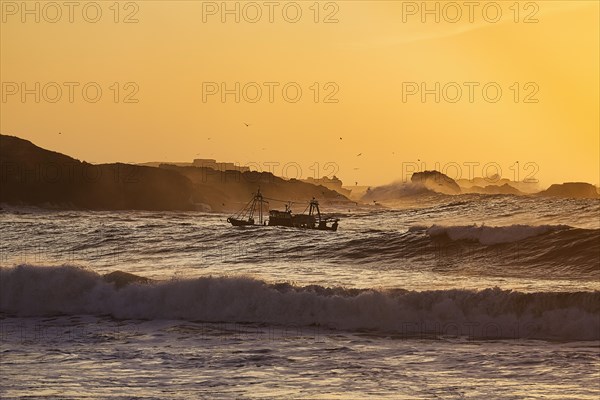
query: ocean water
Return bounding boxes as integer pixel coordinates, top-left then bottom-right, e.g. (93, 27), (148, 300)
(1, 194), (599, 398)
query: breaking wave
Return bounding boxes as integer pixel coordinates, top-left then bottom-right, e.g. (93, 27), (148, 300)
(423, 224), (569, 245)
(2, 265), (598, 341)
(329, 224), (600, 277)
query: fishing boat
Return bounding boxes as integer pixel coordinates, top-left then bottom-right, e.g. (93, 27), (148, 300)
(227, 189), (339, 231)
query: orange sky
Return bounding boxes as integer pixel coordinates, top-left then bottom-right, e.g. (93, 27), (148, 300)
(1, 1), (598, 187)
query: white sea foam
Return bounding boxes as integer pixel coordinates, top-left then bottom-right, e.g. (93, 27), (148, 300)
(1, 265), (597, 341)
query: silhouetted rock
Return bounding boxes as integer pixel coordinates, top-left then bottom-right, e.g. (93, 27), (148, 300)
(464, 183), (523, 195)
(538, 182), (599, 199)
(302, 176), (351, 196)
(411, 170), (461, 195)
(456, 176), (539, 194)
(0, 135), (352, 211)
(159, 164), (352, 213)
(0, 135), (194, 210)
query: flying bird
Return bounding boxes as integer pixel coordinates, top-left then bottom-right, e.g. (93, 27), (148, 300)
(356, 153), (362, 157)
(339, 137), (342, 140)
(58, 132), (62, 135)
(244, 123), (251, 127)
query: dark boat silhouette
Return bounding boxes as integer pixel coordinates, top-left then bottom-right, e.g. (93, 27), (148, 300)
(227, 189), (339, 231)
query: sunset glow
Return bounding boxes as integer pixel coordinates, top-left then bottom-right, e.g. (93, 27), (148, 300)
(2, 1), (598, 186)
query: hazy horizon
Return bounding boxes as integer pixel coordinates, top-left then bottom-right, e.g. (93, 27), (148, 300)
(3, 133), (598, 190)
(2, 1), (598, 188)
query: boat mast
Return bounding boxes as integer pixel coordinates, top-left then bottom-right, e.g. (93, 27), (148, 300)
(258, 189), (262, 224)
(255, 188), (263, 225)
(248, 197), (255, 221)
(309, 198), (322, 223)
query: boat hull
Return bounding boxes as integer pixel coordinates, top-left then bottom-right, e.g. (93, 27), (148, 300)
(227, 217), (255, 226)
(268, 218), (338, 231)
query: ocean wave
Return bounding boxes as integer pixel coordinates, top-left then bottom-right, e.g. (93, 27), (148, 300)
(1, 265), (598, 341)
(327, 224), (599, 277)
(424, 224), (570, 245)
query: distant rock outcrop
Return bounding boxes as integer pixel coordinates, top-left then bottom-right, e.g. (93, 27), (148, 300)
(302, 176), (351, 197)
(1, 135), (352, 211)
(456, 175), (538, 194)
(464, 183), (523, 195)
(159, 164), (351, 213)
(538, 182), (599, 199)
(411, 170), (461, 195)
(0, 135), (195, 210)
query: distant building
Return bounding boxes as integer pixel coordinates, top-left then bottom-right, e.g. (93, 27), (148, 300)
(139, 158), (250, 172)
(303, 176), (351, 196)
(193, 159), (250, 172)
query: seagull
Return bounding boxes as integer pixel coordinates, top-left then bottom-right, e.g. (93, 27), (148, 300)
(356, 153), (362, 157)
(244, 123), (250, 127)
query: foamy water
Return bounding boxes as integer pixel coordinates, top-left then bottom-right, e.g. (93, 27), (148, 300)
(1, 195), (599, 398)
